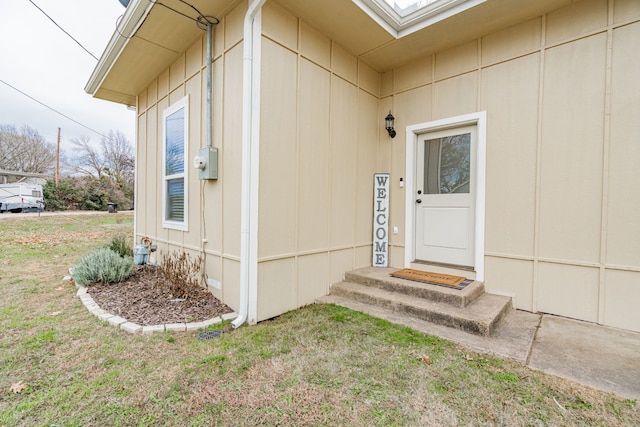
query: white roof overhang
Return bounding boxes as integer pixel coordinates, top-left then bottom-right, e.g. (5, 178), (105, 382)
(85, 0), (240, 106)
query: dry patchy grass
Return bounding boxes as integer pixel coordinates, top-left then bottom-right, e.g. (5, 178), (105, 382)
(0, 213), (638, 426)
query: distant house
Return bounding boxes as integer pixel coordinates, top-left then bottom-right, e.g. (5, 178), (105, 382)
(86, 0), (640, 333)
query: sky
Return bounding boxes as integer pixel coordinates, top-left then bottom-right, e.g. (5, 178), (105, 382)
(0, 0), (135, 153)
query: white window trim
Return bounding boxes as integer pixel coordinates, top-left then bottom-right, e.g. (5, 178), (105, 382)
(162, 95), (189, 231)
(404, 111), (486, 281)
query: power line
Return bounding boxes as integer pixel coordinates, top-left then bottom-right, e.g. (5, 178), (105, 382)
(26, 0), (99, 61)
(148, 0), (219, 27)
(0, 79), (108, 139)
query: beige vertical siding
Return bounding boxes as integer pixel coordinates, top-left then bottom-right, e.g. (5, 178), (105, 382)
(614, 0), (640, 23)
(146, 104), (159, 240)
(330, 77), (358, 249)
(257, 258), (296, 321)
(545, 0), (608, 45)
(383, 1), (640, 331)
(484, 257), (534, 310)
(221, 44), (243, 260)
(208, 60), (224, 252)
(355, 90), (379, 246)
(603, 20), (640, 330)
(257, 0), (640, 329)
(258, 38), (298, 258)
(481, 18), (541, 65)
(607, 22), (640, 268)
(132, 0), (640, 331)
(297, 252), (330, 306)
(481, 53), (539, 260)
(300, 22), (331, 69)
(298, 58), (330, 252)
(538, 34), (606, 264)
(135, 111), (147, 238)
(255, 3), (382, 321)
(135, 4), (245, 307)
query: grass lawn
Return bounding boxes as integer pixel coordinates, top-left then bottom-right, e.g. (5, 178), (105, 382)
(0, 212), (638, 426)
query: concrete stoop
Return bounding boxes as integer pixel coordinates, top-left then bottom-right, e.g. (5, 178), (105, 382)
(319, 267), (512, 336)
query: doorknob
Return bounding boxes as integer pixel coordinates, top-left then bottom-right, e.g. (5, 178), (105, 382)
(416, 199), (422, 204)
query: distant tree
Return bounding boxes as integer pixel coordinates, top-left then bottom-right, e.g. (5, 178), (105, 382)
(102, 130), (134, 184)
(0, 124), (56, 180)
(67, 130), (135, 210)
(43, 178), (87, 211)
(70, 135), (107, 178)
(70, 131), (134, 181)
(102, 130), (135, 204)
(43, 175), (132, 211)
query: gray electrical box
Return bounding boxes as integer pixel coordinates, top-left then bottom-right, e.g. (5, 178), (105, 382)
(198, 146), (218, 180)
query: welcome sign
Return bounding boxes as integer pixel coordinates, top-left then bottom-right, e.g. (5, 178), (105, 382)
(373, 173), (390, 267)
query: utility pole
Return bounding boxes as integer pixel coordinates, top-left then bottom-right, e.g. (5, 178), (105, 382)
(56, 127), (61, 185)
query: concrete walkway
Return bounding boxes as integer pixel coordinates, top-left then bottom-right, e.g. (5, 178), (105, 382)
(318, 295), (640, 401)
(528, 315), (640, 401)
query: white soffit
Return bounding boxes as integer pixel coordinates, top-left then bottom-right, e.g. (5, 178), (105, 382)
(355, 0), (486, 38)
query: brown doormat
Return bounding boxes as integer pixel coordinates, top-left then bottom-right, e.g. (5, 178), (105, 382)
(390, 269), (466, 287)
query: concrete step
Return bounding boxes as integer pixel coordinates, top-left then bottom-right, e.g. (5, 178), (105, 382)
(325, 280), (512, 336)
(345, 266), (484, 308)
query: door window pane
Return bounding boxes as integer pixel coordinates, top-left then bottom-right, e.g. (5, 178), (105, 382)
(423, 133), (470, 194)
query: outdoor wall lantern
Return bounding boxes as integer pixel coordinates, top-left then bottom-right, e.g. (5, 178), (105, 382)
(385, 111), (396, 138)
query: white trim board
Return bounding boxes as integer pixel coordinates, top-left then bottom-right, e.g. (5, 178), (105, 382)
(404, 111), (487, 282)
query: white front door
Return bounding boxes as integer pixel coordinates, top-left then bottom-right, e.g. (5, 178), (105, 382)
(415, 125), (476, 267)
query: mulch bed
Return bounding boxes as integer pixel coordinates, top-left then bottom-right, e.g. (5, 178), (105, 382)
(86, 265), (233, 326)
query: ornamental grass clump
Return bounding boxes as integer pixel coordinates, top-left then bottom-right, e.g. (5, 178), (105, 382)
(72, 247), (133, 286)
(108, 234), (134, 258)
(159, 251), (204, 299)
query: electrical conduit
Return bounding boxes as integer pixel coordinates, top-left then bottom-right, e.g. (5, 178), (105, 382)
(232, 0), (267, 328)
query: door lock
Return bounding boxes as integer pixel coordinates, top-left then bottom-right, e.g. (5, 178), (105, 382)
(417, 190), (422, 195)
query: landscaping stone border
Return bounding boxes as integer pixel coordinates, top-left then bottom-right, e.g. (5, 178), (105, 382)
(76, 286), (237, 334)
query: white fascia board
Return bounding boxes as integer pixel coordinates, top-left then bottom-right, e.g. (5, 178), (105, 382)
(354, 0), (486, 39)
(84, 0), (155, 96)
(352, 0), (402, 37)
(397, 0), (486, 38)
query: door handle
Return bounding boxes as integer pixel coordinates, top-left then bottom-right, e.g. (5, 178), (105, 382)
(416, 199), (422, 204)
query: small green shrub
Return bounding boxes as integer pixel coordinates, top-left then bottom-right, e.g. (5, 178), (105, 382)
(108, 234), (134, 258)
(73, 248), (133, 286)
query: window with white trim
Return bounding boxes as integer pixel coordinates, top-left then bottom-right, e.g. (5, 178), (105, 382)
(162, 96), (189, 231)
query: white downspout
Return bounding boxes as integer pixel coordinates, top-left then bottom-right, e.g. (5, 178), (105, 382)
(232, 0), (266, 328)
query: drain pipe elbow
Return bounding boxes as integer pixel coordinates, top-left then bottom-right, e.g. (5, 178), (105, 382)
(232, 0), (267, 330)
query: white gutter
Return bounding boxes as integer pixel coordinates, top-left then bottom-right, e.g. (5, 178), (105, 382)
(232, 0), (266, 328)
(85, 0), (154, 97)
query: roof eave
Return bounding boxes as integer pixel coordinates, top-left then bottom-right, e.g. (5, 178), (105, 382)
(84, 0), (154, 102)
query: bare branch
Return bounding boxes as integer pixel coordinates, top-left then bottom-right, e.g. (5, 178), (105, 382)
(0, 124), (56, 179)
(69, 135), (106, 178)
